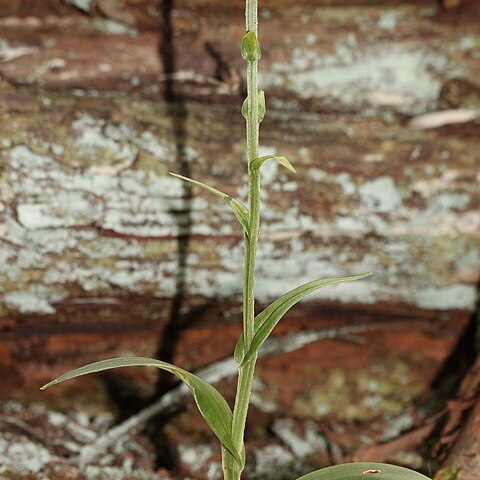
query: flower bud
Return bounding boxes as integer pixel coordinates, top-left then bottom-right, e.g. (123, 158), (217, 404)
(241, 31), (261, 62)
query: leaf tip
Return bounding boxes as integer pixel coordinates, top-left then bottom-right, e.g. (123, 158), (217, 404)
(276, 156), (296, 174)
(40, 379), (57, 390)
(351, 271), (374, 282)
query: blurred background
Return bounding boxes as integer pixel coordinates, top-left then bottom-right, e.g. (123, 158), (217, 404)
(0, 0), (479, 479)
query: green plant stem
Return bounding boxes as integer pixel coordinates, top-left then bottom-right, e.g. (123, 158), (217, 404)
(222, 445), (241, 480)
(223, 1), (261, 479)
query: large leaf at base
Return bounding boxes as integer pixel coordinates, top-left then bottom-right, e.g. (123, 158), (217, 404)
(169, 172), (250, 235)
(41, 357), (242, 466)
(235, 272), (373, 365)
(295, 462), (431, 480)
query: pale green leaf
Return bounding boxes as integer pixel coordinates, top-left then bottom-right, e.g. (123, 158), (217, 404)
(236, 272), (373, 365)
(170, 172), (249, 235)
(234, 332), (245, 365)
(242, 90), (266, 124)
(251, 155), (296, 174)
(258, 90), (266, 123)
(295, 462), (430, 480)
(242, 96), (248, 119)
(41, 357), (242, 466)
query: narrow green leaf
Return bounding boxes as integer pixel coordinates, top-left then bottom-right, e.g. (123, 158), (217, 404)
(241, 90), (266, 124)
(242, 97), (248, 119)
(251, 155), (296, 174)
(170, 172), (250, 235)
(241, 31), (261, 63)
(41, 357), (242, 466)
(234, 333), (245, 364)
(236, 272), (373, 365)
(258, 90), (266, 123)
(295, 462), (430, 480)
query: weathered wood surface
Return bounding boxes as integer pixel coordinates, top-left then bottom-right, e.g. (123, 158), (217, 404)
(1, 1), (480, 112)
(0, 309), (472, 478)
(0, 0), (479, 387)
(433, 355), (480, 480)
(0, 1), (479, 478)
(442, 402), (480, 480)
(1, 91), (478, 311)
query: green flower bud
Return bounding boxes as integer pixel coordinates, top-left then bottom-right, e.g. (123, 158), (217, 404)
(241, 31), (262, 63)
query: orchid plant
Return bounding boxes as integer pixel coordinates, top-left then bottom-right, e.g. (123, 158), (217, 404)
(42, 1), (432, 479)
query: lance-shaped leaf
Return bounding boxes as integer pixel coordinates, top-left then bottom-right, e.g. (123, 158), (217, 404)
(41, 357), (242, 466)
(251, 155), (296, 174)
(235, 272), (373, 365)
(295, 462), (431, 480)
(170, 172), (249, 235)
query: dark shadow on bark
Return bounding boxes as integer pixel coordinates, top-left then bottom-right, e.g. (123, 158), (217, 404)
(429, 311), (477, 397)
(153, 0), (192, 397)
(422, 283), (480, 465)
(97, 1), (217, 471)
(149, 0), (196, 471)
